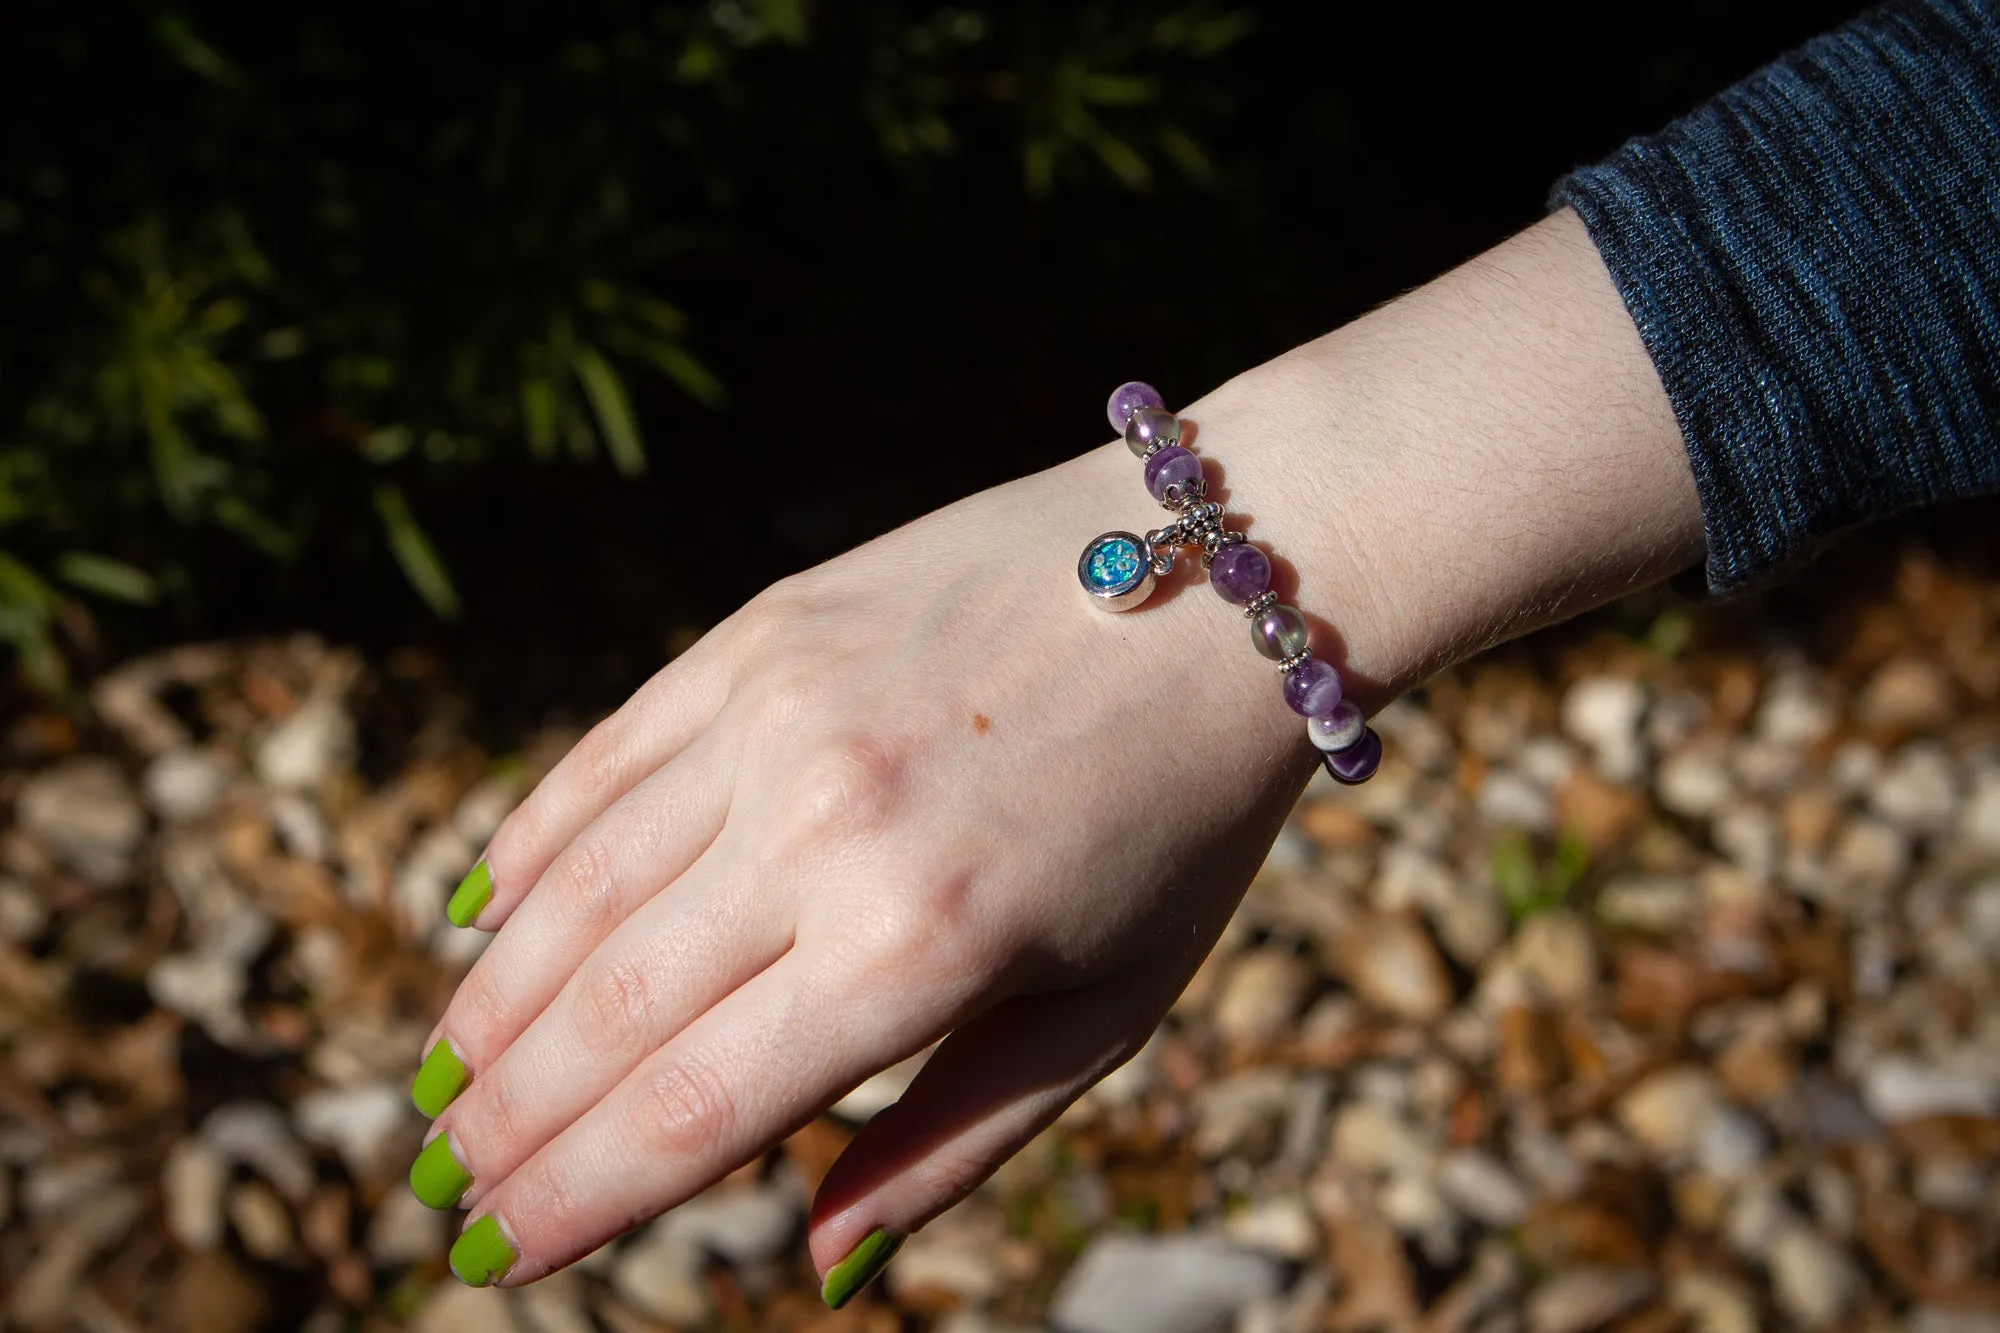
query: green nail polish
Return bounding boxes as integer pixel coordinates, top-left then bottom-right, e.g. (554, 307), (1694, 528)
(411, 1038), (470, 1118)
(447, 861), (494, 929)
(409, 1133), (472, 1209)
(821, 1228), (904, 1310)
(450, 1213), (518, 1287)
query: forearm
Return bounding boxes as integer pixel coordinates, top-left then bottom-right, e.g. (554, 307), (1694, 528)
(1071, 207), (1703, 718)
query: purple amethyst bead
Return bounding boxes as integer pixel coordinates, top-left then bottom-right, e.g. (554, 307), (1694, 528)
(1106, 381), (1165, 434)
(1307, 699), (1366, 752)
(1322, 727), (1382, 785)
(1143, 446), (1203, 501)
(1208, 543), (1272, 605)
(1123, 406), (1181, 458)
(1282, 656), (1343, 718)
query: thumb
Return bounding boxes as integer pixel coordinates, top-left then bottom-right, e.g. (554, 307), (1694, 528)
(807, 970), (1164, 1309)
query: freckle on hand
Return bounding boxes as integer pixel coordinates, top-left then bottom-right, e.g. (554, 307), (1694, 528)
(971, 713), (991, 735)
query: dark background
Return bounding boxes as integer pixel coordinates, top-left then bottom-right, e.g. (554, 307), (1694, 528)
(1, 1), (1875, 725)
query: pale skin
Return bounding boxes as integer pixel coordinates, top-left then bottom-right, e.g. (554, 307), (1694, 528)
(416, 207), (1706, 1292)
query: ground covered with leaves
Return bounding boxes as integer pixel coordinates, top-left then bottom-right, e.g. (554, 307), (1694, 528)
(4, 545), (1999, 1333)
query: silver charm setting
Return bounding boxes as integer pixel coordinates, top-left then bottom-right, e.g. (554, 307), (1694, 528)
(1078, 531), (1158, 611)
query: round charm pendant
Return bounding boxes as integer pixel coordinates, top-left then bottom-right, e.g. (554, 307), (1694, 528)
(1078, 531), (1156, 611)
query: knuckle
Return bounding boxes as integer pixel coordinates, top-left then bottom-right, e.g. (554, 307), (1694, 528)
(915, 1145), (995, 1211)
(626, 1056), (735, 1161)
(566, 716), (628, 804)
(571, 951), (659, 1056)
(549, 833), (623, 940)
(788, 732), (910, 840)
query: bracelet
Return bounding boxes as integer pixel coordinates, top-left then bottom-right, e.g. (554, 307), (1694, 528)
(1078, 381), (1383, 786)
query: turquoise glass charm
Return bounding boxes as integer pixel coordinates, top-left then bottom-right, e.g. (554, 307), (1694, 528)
(1079, 531), (1156, 611)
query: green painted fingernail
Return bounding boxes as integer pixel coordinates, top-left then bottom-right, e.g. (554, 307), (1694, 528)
(450, 1213), (517, 1287)
(821, 1228), (904, 1310)
(409, 1133), (472, 1209)
(411, 1038), (470, 1118)
(446, 861), (493, 929)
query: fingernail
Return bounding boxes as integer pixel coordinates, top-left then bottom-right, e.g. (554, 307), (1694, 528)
(447, 861), (494, 928)
(409, 1132), (472, 1209)
(821, 1228), (905, 1310)
(411, 1037), (471, 1118)
(450, 1213), (518, 1287)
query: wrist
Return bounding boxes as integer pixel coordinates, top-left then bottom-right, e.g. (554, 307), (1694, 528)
(1177, 208), (1704, 706)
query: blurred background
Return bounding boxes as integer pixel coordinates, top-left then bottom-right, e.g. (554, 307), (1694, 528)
(7, 1), (2000, 1331)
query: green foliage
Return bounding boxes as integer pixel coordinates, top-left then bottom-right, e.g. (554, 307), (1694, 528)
(1491, 828), (1590, 924)
(0, 0), (1248, 688)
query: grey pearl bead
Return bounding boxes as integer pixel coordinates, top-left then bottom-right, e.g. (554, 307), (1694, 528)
(1124, 406), (1181, 458)
(1251, 604), (1309, 660)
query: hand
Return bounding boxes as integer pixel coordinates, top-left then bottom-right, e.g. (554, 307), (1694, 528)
(406, 207), (1703, 1302)
(408, 443), (1329, 1296)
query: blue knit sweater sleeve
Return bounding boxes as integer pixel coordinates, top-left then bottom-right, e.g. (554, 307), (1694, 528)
(1552, 0), (2000, 596)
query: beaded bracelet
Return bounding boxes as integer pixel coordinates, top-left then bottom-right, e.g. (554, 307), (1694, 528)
(1078, 381), (1383, 786)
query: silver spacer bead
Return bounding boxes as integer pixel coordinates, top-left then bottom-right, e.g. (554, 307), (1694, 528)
(1277, 648), (1314, 674)
(1244, 590), (1279, 619)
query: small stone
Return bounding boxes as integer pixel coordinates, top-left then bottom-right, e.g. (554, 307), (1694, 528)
(1222, 1194), (1318, 1260)
(1695, 1108), (1768, 1180)
(294, 1082), (411, 1181)
(1723, 1181), (1800, 1260)
(1338, 914), (1452, 1022)
(1047, 1233), (1282, 1333)
(1329, 1104), (1436, 1177)
(831, 1048), (930, 1121)
(268, 792), (332, 862)
(1378, 1174), (1459, 1263)
(1478, 768), (1553, 830)
(1617, 1066), (1724, 1162)
(1562, 676), (1648, 785)
(1213, 950), (1314, 1048)
(1869, 742), (1960, 833)
(656, 1183), (799, 1268)
(888, 1225), (1006, 1308)
(1438, 1150), (1529, 1227)
(1669, 1271), (1759, 1333)
(1595, 876), (1697, 933)
(1912, 1157), (1986, 1211)
(256, 697), (357, 792)
(1857, 656), (1955, 734)
(413, 1285), (524, 1333)
(1829, 818), (1910, 888)
(1658, 743), (1733, 819)
(1861, 1056), (2000, 1121)
(366, 1188), (446, 1265)
(1509, 912), (1598, 1005)
(143, 749), (234, 822)
(1524, 1268), (1653, 1333)
(162, 1139), (230, 1250)
(25, 1153), (120, 1216)
(0, 877), (45, 942)
(1191, 1069), (1293, 1161)
(610, 1226), (708, 1325)
(226, 1180), (295, 1262)
(148, 952), (250, 1043)
(201, 1103), (315, 1202)
(1907, 1311), (2000, 1333)
(17, 757), (146, 886)
(1712, 805), (1780, 881)
(515, 1274), (594, 1333)
(1768, 1224), (1859, 1326)
(1757, 673), (1837, 747)
(1961, 770), (2000, 852)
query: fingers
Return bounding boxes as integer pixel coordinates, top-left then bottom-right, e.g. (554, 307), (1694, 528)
(806, 973), (1162, 1308)
(449, 950), (940, 1288)
(414, 735), (733, 1119)
(425, 835), (794, 1207)
(458, 638), (733, 931)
